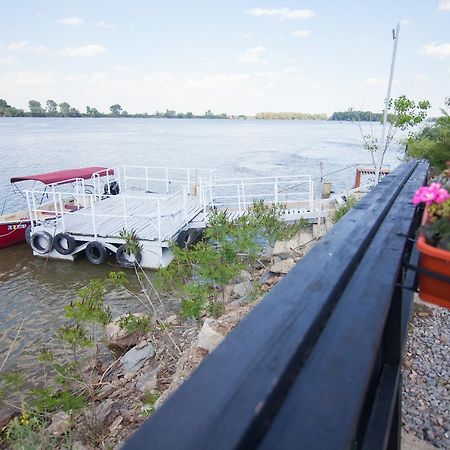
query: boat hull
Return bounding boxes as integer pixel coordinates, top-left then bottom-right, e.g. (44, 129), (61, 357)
(0, 221), (30, 249)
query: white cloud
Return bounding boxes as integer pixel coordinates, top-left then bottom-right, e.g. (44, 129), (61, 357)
(93, 21), (115, 29)
(400, 19), (411, 26)
(242, 32), (253, 39)
(57, 17), (83, 26)
(420, 42), (450, 59)
(8, 40), (29, 51)
(247, 8), (315, 20)
(57, 44), (107, 58)
(292, 30), (311, 38)
(0, 56), (17, 65)
(7, 41), (48, 54)
(238, 46), (268, 64)
(416, 74), (428, 81)
(438, 1), (450, 11)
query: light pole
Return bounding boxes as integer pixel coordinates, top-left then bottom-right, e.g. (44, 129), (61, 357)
(375, 22), (400, 184)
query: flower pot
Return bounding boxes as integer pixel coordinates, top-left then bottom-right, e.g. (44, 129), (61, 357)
(416, 214), (450, 309)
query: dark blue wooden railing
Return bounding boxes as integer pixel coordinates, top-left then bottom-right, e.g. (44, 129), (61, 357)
(123, 161), (429, 450)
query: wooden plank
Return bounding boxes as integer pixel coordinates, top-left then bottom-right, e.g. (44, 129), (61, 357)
(258, 162), (428, 450)
(122, 162), (419, 450)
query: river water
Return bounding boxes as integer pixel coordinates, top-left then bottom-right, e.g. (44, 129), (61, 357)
(0, 118), (403, 382)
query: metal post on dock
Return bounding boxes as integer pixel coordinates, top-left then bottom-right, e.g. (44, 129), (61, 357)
(237, 185), (242, 213)
(51, 185), (58, 218)
(25, 192), (34, 232)
(241, 179), (246, 210)
(182, 187), (188, 227)
(123, 196), (128, 229)
(58, 193), (66, 231)
(123, 166), (128, 192)
(187, 169), (191, 195)
(274, 177), (279, 204)
(157, 199), (162, 243)
(90, 195), (97, 238)
(165, 168), (170, 194)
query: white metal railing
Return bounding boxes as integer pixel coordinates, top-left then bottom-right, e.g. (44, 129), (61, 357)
(201, 175), (314, 213)
(25, 186), (198, 243)
(121, 166), (216, 195)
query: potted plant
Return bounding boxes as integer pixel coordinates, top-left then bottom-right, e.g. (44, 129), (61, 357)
(413, 182), (450, 308)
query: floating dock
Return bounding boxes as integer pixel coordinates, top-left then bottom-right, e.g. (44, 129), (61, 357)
(25, 166), (329, 268)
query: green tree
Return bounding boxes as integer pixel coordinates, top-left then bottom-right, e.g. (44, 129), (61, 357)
(407, 98), (450, 171)
(109, 104), (122, 116)
(358, 95), (431, 173)
(28, 100), (45, 117)
(46, 99), (58, 116)
(58, 102), (71, 117)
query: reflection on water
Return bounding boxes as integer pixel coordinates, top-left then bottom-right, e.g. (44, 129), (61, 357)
(0, 118), (404, 382)
(0, 242), (162, 383)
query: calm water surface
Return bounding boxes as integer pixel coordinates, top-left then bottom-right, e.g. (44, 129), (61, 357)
(0, 118), (403, 382)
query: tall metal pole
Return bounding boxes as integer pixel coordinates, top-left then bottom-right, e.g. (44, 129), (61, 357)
(375, 23), (400, 184)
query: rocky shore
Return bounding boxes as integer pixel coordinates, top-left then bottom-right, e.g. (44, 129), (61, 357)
(35, 226), (322, 449)
(2, 212), (448, 450)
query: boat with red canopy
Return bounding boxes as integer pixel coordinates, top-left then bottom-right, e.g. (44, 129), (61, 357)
(0, 167), (114, 249)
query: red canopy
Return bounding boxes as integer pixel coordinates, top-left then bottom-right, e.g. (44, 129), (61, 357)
(10, 167), (114, 185)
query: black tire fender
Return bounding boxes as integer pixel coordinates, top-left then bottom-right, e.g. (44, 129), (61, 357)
(30, 231), (53, 255)
(176, 229), (202, 248)
(85, 241), (108, 265)
(53, 232), (77, 255)
(176, 230), (190, 248)
(25, 224), (33, 245)
(116, 244), (142, 268)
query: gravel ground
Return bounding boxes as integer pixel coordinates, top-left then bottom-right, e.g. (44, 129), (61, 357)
(402, 299), (450, 450)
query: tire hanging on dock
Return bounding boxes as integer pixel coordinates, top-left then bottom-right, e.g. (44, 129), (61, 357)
(30, 231), (53, 255)
(85, 241), (108, 265)
(115, 244), (142, 268)
(53, 233), (77, 255)
(176, 229), (202, 249)
(25, 224), (33, 245)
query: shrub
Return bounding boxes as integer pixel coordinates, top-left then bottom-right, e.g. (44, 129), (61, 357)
(332, 196), (358, 223)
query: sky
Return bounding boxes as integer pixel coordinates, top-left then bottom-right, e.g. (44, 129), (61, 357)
(0, 1), (449, 116)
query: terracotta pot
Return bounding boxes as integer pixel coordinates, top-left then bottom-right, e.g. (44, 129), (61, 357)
(417, 211), (450, 309)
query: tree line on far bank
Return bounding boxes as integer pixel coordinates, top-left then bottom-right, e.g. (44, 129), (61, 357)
(1, 98), (425, 123)
(0, 99), (230, 119)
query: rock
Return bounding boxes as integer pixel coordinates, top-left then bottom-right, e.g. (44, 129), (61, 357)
(47, 411), (70, 436)
(260, 272), (275, 284)
(261, 284), (271, 292)
(166, 314), (178, 325)
(136, 367), (159, 392)
(0, 410), (17, 430)
(120, 342), (156, 375)
(72, 441), (89, 450)
(270, 258), (296, 274)
(223, 284), (235, 304)
(234, 270), (252, 283)
(197, 318), (224, 352)
(233, 280), (253, 298)
(95, 384), (116, 401)
(313, 223), (327, 239)
(106, 314), (146, 348)
(93, 399), (118, 427)
(109, 415), (123, 433)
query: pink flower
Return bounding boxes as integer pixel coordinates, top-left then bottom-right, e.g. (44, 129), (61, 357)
(413, 183), (450, 205)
